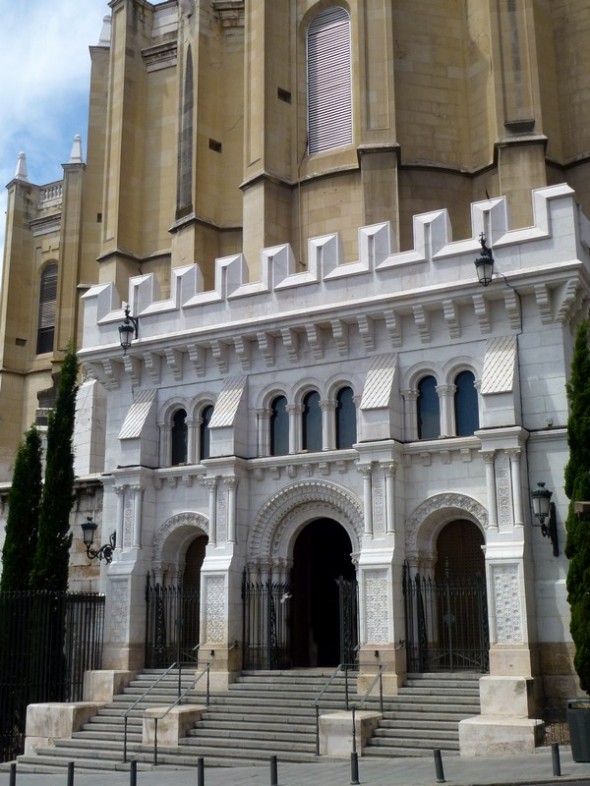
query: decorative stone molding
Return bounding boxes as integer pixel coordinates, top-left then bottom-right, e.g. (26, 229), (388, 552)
(248, 480), (364, 563)
(212, 0), (245, 29)
(152, 511), (209, 570)
(405, 492), (488, 553)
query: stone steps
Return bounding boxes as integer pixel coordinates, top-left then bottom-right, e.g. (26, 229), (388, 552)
(10, 668), (481, 772)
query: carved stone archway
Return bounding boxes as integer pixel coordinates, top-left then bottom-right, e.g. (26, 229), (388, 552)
(247, 480), (363, 569)
(405, 492), (488, 560)
(151, 511), (209, 582)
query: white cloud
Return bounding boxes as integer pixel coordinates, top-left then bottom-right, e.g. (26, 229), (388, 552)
(0, 0), (109, 263)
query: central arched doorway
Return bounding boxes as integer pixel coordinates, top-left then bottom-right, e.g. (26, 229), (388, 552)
(291, 518), (356, 667)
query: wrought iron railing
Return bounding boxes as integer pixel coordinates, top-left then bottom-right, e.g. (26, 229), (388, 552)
(241, 569), (291, 670)
(145, 574), (200, 668)
(403, 563), (489, 673)
(0, 591), (105, 763)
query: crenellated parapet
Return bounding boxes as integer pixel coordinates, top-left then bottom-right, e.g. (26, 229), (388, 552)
(80, 184), (590, 386)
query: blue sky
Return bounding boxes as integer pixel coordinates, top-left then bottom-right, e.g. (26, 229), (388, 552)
(0, 0), (111, 260)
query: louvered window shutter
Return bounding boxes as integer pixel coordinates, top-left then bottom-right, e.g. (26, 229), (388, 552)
(37, 263), (57, 354)
(307, 7), (352, 154)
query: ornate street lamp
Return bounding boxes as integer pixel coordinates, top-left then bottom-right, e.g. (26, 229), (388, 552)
(474, 232), (495, 287)
(118, 304), (139, 354)
(530, 482), (559, 557)
(81, 516), (116, 564)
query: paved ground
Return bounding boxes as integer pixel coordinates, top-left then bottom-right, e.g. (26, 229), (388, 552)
(1, 747), (590, 786)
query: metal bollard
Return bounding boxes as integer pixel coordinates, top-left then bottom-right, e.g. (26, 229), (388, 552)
(129, 759), (137, 786)
(350, 751), (360, 785)
(67, 761), (75, 786)
(270, 754), (278, 786)
(433, 749), (446, 783)
(552, 742), (562, 777)
(197, 756), (205, 786)
(9, 762), (16, 786)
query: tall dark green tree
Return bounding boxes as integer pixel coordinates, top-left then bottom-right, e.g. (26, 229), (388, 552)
(0, 427), (42, 592)
(565, 320), (590, 694)
(30, 345), (79, 591)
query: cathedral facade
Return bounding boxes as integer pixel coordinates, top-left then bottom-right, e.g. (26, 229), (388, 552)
(3, 0), (590, 755)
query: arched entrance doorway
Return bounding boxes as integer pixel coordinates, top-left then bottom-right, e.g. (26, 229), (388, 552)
(404, 518), (489, 672)
(145, 530), (208, 668)
(291, 518), (356, 667)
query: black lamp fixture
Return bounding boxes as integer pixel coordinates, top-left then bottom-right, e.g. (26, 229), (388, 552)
(81, 516), (116, 564)
(474, 232), (495, 287)
(530, 482), (559, 557)
(118, 304), (139, 354)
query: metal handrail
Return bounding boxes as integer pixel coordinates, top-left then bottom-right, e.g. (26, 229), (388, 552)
(313, 663), (359, 755)
(123, 662), (181, 763)
(357, 663), (385, 714)
(151, 662), (212, 766)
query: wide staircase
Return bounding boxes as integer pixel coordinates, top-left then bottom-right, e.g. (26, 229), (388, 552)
(8, 669), (480, 774)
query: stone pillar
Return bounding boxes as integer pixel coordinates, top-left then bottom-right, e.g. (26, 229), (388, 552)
(360, 465), (374, 537)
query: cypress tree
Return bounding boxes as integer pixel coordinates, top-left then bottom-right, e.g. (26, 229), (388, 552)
(0, 426), (42, 592)
(29, 345), (79, 591)
(565, 320), (590, 694)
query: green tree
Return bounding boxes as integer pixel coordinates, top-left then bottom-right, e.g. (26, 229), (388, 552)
(565, 320), (590, 694)
(0, 427), (42, 591)
(30, 345), (79, 591)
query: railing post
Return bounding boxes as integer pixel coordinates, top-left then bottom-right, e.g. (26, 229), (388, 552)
(345, 666), (349, 711)
(153, 717), (158, 766)
(67, 761), (75, 786)
(123, 715), (128, 763)
(129, 759), (137, 786)
(434, 749), (446, 783)
(379, 668), (384, 714)
(315, 704), (320, 755)
(197, 756), (205, 786)
(9, 762), (16, 786)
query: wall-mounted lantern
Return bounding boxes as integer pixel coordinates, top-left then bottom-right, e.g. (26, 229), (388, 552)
(530, 482), (559, 557)
(118, 305), (139, 354)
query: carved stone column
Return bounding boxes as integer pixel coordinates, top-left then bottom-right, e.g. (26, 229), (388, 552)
(359, 464), (374, 536)
(482, 451), (498, 530)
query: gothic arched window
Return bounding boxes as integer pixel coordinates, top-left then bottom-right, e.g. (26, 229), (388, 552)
(336, 386), (356, 449)
(302, 390), (322, 451)
(307, 6), (352, 154)
(270, 395), (289, 456)
(454, 370), (479, 436)
(417, 375), (440, 440)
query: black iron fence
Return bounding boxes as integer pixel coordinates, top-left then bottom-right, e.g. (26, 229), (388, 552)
(242, 569), (291, 670)
(337, 577), (359, 669)
(0, 590), (105, 763)
(403, 564), (489, 673)
(145, 574), (201, 668)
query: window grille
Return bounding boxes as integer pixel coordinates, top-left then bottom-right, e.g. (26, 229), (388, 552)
(37, 263), (58, 354)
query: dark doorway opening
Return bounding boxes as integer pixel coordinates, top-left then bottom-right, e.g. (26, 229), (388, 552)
(145, 534), (207, 668)
(291, 518), (356, 667)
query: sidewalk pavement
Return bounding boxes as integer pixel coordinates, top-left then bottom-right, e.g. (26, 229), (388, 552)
(1, 747), (590, 786)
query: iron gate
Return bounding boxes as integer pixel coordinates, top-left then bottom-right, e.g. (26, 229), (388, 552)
(241, 568), (291, 670)
(145, 574), (200, 668)
(338, 577), (359, 668)
(402, 563), (489, 673)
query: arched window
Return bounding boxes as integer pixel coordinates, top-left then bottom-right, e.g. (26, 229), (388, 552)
(199, 404), (213, 461)
(336, 386), (356, 449)
(37, 263), (58, 354)
(454, 371), (479, 436)
(417, 376), (440, 439)
(302, 390), (322, 451)
(307, 6), (352, 154)
(270, 395), (289, 457)
(171, 409), (188, 465)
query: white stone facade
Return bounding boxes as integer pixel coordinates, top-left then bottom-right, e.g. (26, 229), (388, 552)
(77, 184), (589, 734)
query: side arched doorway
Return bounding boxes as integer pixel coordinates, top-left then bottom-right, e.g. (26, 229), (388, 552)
(292, 518), (357, 667)
(145, 532), (207, 667)
(404, 518), (489, 673)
